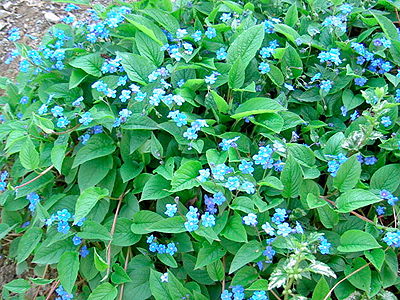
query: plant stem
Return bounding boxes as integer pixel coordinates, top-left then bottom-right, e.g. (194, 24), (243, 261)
(14, 165), (54, 190)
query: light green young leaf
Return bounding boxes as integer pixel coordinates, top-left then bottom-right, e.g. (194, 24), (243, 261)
(229, 240), (263, 274)
(337, 230), (381, 252)
(333, 155), (361, 192)
(58, 252), (79, 294)
(87, 282), (117, 300)
(73, 187), (109, 224)
(336, 189), (381, 213)
(20, 138), (39, 170)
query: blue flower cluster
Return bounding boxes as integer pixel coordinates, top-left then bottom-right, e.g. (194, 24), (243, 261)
(318, 236), (332, 255)
(383, 231), (400, 247)
(8, 28), (21, 42)
(318, 48), (342, 66)
(0, 171), (8, 192)
(164, 204), (177, 217)
(146, 235), (178, 256)
(219, 136), (240, 151)
(381, 116), (392, 128)
(376, 206), (386, 216)
(326, 153), (348, 177)
(27, 192), (41, 213)
(78, 125), (103, 145)
(261, 208), (304, 239)
(44, 209), (85, 235)
(379, 190), (399, 206)
(351, 42), (393, 74)
(55, 285), (73, 300)
(221, 285), (268, 300)
(203, 192), (226, 214)
(356, 154), (377, 165)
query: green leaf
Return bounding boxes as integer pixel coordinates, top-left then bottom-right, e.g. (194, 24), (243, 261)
(206, 260), (224, 281)
(333, 155), (361, 192)
(77, 220), (112, 241)
(228, 57), (245, 89)
(150, 269), (172, 300)
(73, 187), (109, 224)
(78, 156), (113, 192)
(231, 266), (258, 287)
(3, 279), (31, 294)
(258, 176), (284, 190)
(69, 53), (104, 77)
(33, 239), (76, 264)
(17, 227), (42, 263)
(317, 205), (339, 228)
(32, 113), (55, 134)
(365, 249), (385, 271)
(167, 270), (192, 299)
(69, 68), (89, 89)
(370, 164), (400, 192)
(210, 90), (229, 114)
(88, 282), (117, 300)
(287, 143), (315, 167)
(131, 210), (164, 234)
(117, 52), (156, 85)
(281, 154), (302, 198)
(141, 9), (180, 34)
(72, 134), (116, 168)
(124, 14), (165, 45)
(220, 212), (247, 243)
(342, 89), (364, 110)
(51, 134), (69, 173)
(229, 240), (263, 274)
(247, 279), (269, 291)
(157, 253), (178, 268)
(20, 138), (39, 170)
(252, 113), (284, 133)
(273, 23), (300, 42)
(170, 161), (202, 192)
(121, 113), (159, 130)
(0, 223), (17, 240)
(311, 276), (331, 300)
(94, 248), (109, 272)
(58, 252), (79, 294)
(285, 3), (298, 27)
(195, 242), (226, 269)
(336, 189), (381, 213)
(371, 11), (399, 42)
(337, 230), (381, 252)
(344, 258), (371, 292)
(282, 44), (303, 78)
(136, 32), (164, 67)
(231, 97), (285, 119)
(111, 264), (132, 284)
(266, 65), (285, 86)
(147, 216), (186, 233)
(141, 174), (172, 201)
(226, 24), (265, 67)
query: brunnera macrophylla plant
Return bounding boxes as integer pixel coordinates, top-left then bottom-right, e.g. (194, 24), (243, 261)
(1, 0), (400, 299)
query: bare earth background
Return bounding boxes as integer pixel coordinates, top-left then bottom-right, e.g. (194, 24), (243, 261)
(0, 0), (111, 297)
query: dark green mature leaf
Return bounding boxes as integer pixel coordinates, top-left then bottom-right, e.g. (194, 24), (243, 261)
(87, 283), (117, 300)
(136, 32), (164, 66)
(195, 242), (226, 269)
(229, 240), (263, 273)
(124, 14), (166, 45)
(285, 3), (298, 27)
(266, 65), (285, 86)
(365, 249), (385, 271)
(333, 155), (361, 192)
(344, 257), (371, 292)
(226, 24), (265, 67)
(206, 260), (224, 281)
(17, 227), (42, 263)
(317, 205), (339, 228)
(51, 134), (69, 173)
(58, 252), (79, 294)
(282, 44), (303, 78)
(220, 212), (247, 243)
(117, 52), (156, 85)
(370, 164), (400, 192)
(73, 187), (109, 224)
(141, 9), (180, 34)
(147, 216), (186, 233)
(150, 269), (172, 300)
(170, 161), (202, 192)
(228, 57), (245, 89)
(3, 279), (31, 294)
(131, 210), (164, 234)
(77, 220), (112, 241)
(337, 230), (381, 252)
(33, 239), (76, 265)
(123, 255), (153, 300)
(72, 134), (116, 168)
(371, 11), (399, 42)
(281, 154), (302, 198)
(78, 156), (113, 192)
(19, 138), (39, 170)
(311, 276), (330, 300)
(141, 174), (172, 200)
(69, 53), (103, 77)
(122, 113), (159, 130)
(336, 189), (381, 213)
(231, 97), (285, 119)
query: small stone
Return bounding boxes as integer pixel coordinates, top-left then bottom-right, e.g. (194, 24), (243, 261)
(0, 21), (6, 30)
(0, 9), (10, 19)
(44, 12), (60, 23)
(2, 2), (12, 10)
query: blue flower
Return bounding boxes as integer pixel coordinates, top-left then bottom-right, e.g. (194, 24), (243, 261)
(241, 181), (255, 194)
(382, 231), (400, 247)
(157, 244), (167, 254)
(221, 290), (233, 300)
(201, 212), (216, 227)
(191, 30), (202, 42)
(176, 28), (188, 39)
(72, 96), (84, 106)
(57, 209), (71, 222)
(340, 105), (348, 117)
(56, 117), (70, 129)
(27, 192), (40, 213)
(72, 235), (82, 246)
(219, 136), (240, 151)
(318, 48), (342, 65)
(381, 116), (392, 127)
(258, 62), (270, 74)
(197, 168), (210, 183)
(340, 3), (353, 14)
(364, 156), (377, 165)
(225, 176), (240, 191)
(185, 206), (199, 232)
(376, 206), (386, 216)
(262, 222), (275, 236)
(220, 13), (231, 22)
(160, 272), (169, 282)
(250, 290), (268, 300)
(354, 77), (367, 86)
(51, 106), (64, 118)
(205, 73), (218, 84)
(149, 242), (158, 252)
(243, 213), (258, 226)
(8, 28), (21, 42)
(213, 192), (226, 205)
(79, 112), (93, 126)
(57, 221), (70, 234)
(183, 127), (198, 140)
(253, 145), (274, 169)
(79, 245), (89, 257)
(318, 236), (332, 254)
(277, 222), (292, 237)
(166, 242), (178, 255)
(165, 204), (177, 217)
(238, 160), (254, 175)
(320, 80), (333, 93)
(205, 27), (217, 39)
(350, 110), (359, 121)
(20, 60), (30, 72)
(216, 47), (227, 60)
(310, 72), (321, 83)
(19, 96), (29, 105)
(263, 245), (276, 260)
(271, 208), (288, 224)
